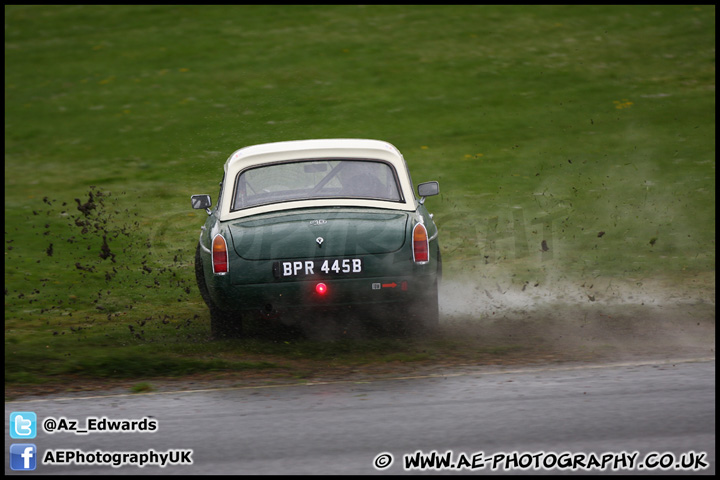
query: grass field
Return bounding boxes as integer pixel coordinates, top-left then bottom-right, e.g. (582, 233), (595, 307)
(5, 5), (715, 390)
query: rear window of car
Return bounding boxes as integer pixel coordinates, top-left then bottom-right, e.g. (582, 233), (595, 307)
(231, 159), (403, 211)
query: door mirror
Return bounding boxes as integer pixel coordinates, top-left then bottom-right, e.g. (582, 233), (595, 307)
(191, 194), (212, 214)
(417, 181), (439, 203)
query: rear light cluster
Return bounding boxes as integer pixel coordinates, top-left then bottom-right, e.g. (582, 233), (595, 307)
(211, 224), (430, 279)
(212, 234), (229, 274)
(412, 223), (429, 264)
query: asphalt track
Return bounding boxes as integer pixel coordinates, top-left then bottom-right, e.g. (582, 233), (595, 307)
(5, 357), (715, 475)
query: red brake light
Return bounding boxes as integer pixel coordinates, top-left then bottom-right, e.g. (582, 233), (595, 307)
(212, 234), (228, 274)
(413, 224), (429, 264)
(315, 283), (328, 295)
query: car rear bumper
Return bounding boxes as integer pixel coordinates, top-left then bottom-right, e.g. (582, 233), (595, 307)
(209, 274), (437, 313)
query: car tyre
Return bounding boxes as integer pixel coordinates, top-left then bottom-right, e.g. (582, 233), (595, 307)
(386, 279), (439, 337)
(412, 279), (440, 332)
(195, 243), (243, 338)
(405, 250), (441, 335)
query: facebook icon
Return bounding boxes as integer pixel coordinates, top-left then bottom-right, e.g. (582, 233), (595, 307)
(10, 444), (37, 471)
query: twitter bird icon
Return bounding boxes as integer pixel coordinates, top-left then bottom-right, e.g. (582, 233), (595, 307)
(10, 412), (37, 439)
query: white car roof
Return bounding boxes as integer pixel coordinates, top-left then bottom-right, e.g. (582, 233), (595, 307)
(219, 139), (418, 220)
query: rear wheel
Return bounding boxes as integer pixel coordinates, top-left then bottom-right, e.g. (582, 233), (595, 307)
(405, 248), (441, 334)
(383, 279), (439, 336)
(409, 279), (439, 332)
(422, 248), (442, 330)
(195, 243), (243, 338)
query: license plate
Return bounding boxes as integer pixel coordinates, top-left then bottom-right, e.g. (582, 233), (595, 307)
(273, 258), (363, 278)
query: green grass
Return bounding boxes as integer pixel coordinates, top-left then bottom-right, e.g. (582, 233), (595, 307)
(5, 5), (715, 388)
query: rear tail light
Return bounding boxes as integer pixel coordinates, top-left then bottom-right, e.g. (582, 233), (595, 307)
(315, 282), (328, 295)
(212, 234), (229, 274)
(412, 223), (429, 264)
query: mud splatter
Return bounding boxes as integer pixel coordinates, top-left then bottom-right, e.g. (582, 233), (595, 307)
(5, 186), (199, 340)
(99, 235), (115, 262)
(74, 191), (96, 217)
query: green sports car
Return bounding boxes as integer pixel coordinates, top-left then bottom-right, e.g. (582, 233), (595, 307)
(191, 139), (441, 337)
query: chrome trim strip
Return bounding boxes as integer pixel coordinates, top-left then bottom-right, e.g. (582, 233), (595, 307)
(199, 231), (211, 254)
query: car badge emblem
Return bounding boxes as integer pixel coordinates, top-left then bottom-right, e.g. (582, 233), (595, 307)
(310, 219), (327, 226)
(316, 237), (324, 247)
